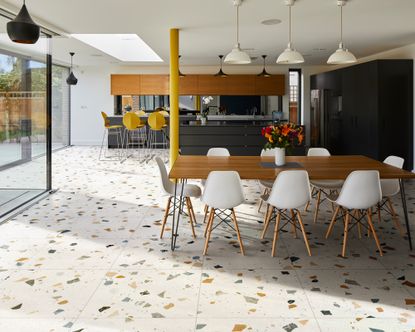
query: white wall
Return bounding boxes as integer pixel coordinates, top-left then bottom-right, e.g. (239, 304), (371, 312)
(70, 64), (325, 145)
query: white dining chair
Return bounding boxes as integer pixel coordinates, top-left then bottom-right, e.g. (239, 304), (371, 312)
(257, 148), (277, 212)
(325, 170), (383, 257)
(155, 157), (201, 239)
(202, 147), (231, 223)
(306, 147), (344, 223)
(202, 171), (245, 255)
(261, 170), (312, 257)
(376, 155), (405, 235)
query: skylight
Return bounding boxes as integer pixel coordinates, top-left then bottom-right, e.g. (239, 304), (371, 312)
(71, 34), (163, 62)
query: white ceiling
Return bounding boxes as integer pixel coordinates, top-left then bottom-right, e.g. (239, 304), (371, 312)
(0, 0), (415, 67)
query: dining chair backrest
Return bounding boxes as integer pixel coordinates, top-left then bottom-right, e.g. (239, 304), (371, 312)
(155, 156), (174, 195)
(202, 171), (244, 209)
(148, 112), (166, 130)
(123, 112), (141, 130)
(307, 147), (331, 156)
(381, 155), (405, 197)
(260, 148), (277, 157)
(207, 147), (230, 156)
(101, 111), (110, 128)
(267, 170), (311, 210)
(336, 170), (382, 209)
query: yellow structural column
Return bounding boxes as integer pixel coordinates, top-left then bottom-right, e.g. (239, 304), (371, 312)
(169, 28), (179, 166)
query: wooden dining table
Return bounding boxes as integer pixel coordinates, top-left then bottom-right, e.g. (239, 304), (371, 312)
(168, 155), (415, 251)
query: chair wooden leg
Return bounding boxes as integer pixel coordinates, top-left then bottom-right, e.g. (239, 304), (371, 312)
(325, 205), (340, 239)
(305, 187), (315, 212)
(187, 197), (198, 225)
(261, 204), (272, 239)
(203, 204), (209, 223)
(231, 209), (245, 256)
(203, 208), (215, 255)
(342, 211), (350, 257)
(185, 197), (196, 239)
(160, 196), (172, 239)
(387, 198), (404, 236)
(271, 211), (281, 257)
(297, 211), (312, 256)
(291, 209), (298, 238)
(257, 188), (266, 212)
(313, 189), (322, 223)
(203, 208), (214, 238)
(367, 208), (383, 256)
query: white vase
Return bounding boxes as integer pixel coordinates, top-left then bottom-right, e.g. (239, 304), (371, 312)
(274, 147), (286, 166)
(201, 117), (207, 125)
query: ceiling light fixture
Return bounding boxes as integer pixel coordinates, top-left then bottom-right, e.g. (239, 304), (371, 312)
(178, 55), (185, 78)
(224, 0), (251, 64)
(327, 0), (357, 65)
(66, 52), (78, 85)
(7, 0), (40, 44)
(214, 55), (228, 77)
(258, 55), (271, 77)
(277, 0), (304, 64)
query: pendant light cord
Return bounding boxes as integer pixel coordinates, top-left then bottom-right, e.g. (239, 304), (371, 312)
(288, 5), (292, 47)
(236, 4), (239, 46)
(340, 5), (343, 48)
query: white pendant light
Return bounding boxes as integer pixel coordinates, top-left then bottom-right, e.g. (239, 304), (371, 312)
(277, 0), (304, 64)
(327, 0), (357, 65)
(224, 0), (251, 64)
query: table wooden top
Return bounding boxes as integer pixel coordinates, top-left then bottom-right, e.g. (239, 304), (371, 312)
(169, 155), (415, 180)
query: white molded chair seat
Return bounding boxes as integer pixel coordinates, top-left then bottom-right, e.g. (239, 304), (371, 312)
(207, 147), (231, 156)
(377, 155), (405, 235)
(202, 171), (245, 255)
(262, 170), (312, 257)
(155, 157), (200, 239)
(326, 170), (383, 257)
(306, 147), (344, 223)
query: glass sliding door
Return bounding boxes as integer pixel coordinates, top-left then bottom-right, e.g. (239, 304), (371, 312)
(52, 64), (70, 149)
(0, 14), (51, 217)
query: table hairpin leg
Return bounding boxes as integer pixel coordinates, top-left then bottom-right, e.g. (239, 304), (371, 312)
(399, 179), (412, 251)
(171, 178), (185, 251)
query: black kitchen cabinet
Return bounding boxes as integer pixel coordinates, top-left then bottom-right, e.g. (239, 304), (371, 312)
(311, 60), (413, 170)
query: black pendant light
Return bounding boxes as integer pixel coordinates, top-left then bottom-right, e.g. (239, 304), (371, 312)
(178, 55), (185, 78)
(258, 55), (271, 77)
(66, 52), (78, 85)
(7, 0), (40, 44)
(214, 55), (228, 77)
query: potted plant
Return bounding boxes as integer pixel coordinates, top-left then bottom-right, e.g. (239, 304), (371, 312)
(261, 123), (304, 166)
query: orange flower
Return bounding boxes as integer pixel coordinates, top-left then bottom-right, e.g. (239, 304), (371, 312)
(298, 134), (304, 144)
(282, 126), (290, 136)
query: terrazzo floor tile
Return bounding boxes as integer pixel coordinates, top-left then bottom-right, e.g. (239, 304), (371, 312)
(70, 318), (196, 332)
(113, 237), (205, 270)
(0, 269), (106, 319)
(194, 318), (321, 332)
(296, 269), (415, 319)
(0, 147), (413, 332)
(317, 318), (415, 332)
(79, 269), (201, 319)
(197, 269), (315, 318)
(0, 318), (72, 332)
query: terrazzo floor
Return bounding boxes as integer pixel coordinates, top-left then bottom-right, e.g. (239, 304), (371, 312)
(0, 146), (414, 332)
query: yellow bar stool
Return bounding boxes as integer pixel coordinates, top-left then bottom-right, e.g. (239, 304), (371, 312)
(122, 112), (147, 160)
(99, 111), (123, 161)
(147, 111), (168, 150)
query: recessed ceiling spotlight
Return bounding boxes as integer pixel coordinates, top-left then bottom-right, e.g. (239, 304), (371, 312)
(312, 48), (327, 51)
(261, 19), (282, 25)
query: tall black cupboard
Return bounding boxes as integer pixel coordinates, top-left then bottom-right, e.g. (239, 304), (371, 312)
(310, 60), (413, 170)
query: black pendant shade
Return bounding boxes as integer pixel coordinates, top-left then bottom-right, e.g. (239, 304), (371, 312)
(258, 55), (271, 77)
(7, 1), (40, 44)
(214, 55), (228, 77)
(66, 52), (78, 85)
